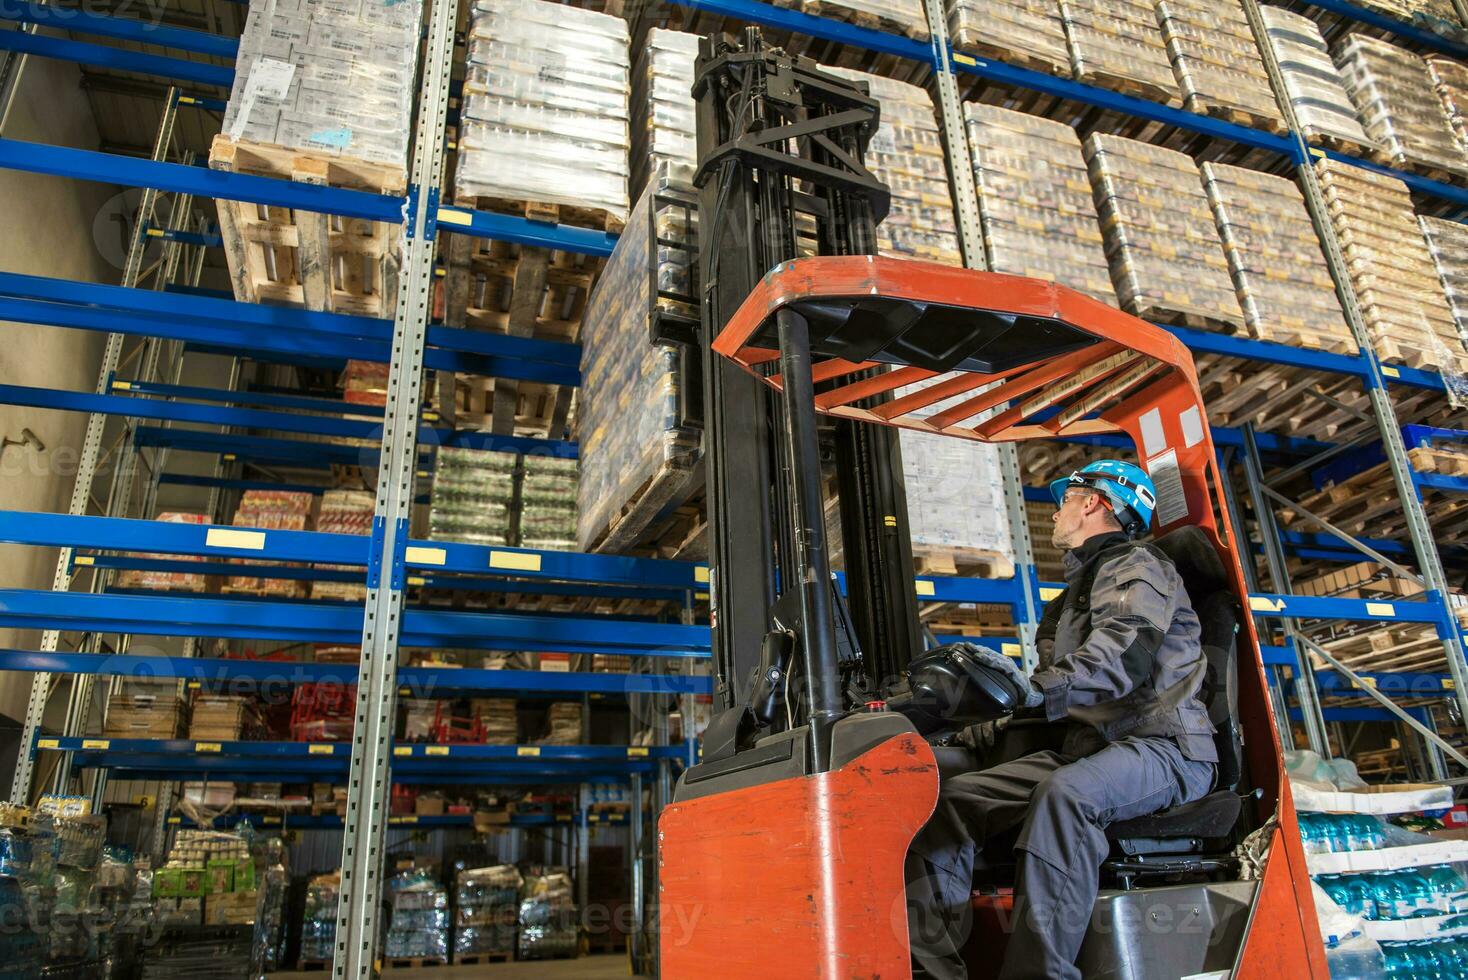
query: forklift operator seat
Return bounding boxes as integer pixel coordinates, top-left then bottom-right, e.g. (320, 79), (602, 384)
(1104, 525), (1244, 855)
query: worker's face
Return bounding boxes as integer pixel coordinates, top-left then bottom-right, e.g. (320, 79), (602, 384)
(1052, 489), (1101, 550)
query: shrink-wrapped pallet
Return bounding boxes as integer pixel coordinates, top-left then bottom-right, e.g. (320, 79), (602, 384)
(577, 174), (701, 552)
(518, 871), (578, 960)
(384, 870), (448, 963)
(1315, 159), (1466, 377)
(1420, 216), (1468, 369)
(825, 68), (963, 265)
(948, 0), (1070, 76)
(1155, 0), (1283, 132)
(1334, 35), (1468, 178)
(898, 427), (1015, 573)
(1199, 163), (1353, 352)
(1059, 0), (1180, 106)
(1084, 133), (1243, 330)
(1427, 55), (1468, 154)
(456, 0), (630, 221)
(520, 455), (578, 551)
(1260, 7), (1380, 155)
(453, 866), (521, 958)
(429, 448), (516, 547)
(631, 29), (698, 194)
(221, 0), (421, 169)
(801, 0), (928, 39)
(965, 103), (1118, 305)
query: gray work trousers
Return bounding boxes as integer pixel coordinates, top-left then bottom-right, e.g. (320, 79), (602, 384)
(906, 734), (1214, 980)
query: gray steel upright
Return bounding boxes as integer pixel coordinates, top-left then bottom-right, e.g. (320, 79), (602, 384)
(922, 0), (1040, 660)
(1242, 0), (1468, 739)
(331, 0), (455, 971)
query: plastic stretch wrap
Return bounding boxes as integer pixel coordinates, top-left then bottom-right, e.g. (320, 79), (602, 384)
(429, 447), (516, 547)
(824, 68), (963, 266)
(1156, 0), (1281, 128)
(577, 173), (700, 551)
(520, 455), (578, 551)
(899, 428), (1014, 561)
(1059, 0), (1180, 105)
(453, 865), (521, 955)
(1334, 35), (1468, 177)
(965, 103), (1118, 305)
(1199, 162), (1352, 351)
(299, 873), (339, 962)
(1427, 55), (1468, 154)
(948, 0), (1069, 75)
(221, 0), (421, 168)
(1420, 216), (1468, 386)
(632, 29), (697, 192)
(1261, 7), (1378, 150)
(802, 0), (927, 38)
(1315, 159), (1467, 381)
(518, 871), (578, 959)
(385, 870), (449, 961)
(456, 0), (629, 220)
(1084, 133), (1243, 329)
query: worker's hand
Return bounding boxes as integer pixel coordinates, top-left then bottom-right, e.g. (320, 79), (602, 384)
(955, 715), (1010, 753)
(958, 643), (1043, 709)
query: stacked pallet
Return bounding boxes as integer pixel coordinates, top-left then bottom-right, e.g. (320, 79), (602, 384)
(224, 490), (314, 597)
(519, 456), (578, 551)
(1059, 0), (1181, 106)
(103, 688), (185, 739)
(1260, 7), (1382, 158)
(538, 703), (583, 745)
(1427, 55), (1468, 154)
(948, 0), (1070, 76)
(1315, 159), (1465, 374)
(1200, 163), (1353, 353)
(965, 103), (1117, 305)
(1085, 133), (1244, 331)
(312, 489), (374, 600)
(472, 699), (518, 745)
(1334, 35), (1468, 180)
(801, 0), (927, 39)
(115, 512), (209, 592)
(429, 448), (516, 547)
(631, 29), (698, 194)
(452, 866), (521, 963)
(212, 0), (419, 315)
(188, 696), (260, 741)
(1420, 216), (1468, 345)
(577, 176), (702, 553)
(1155, 0), (1284, 133)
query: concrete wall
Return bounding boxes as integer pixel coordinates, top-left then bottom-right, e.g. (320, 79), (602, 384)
(0, 55), (122, 729)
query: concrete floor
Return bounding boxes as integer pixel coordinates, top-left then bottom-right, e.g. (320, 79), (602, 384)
(270, 954), (638, 978)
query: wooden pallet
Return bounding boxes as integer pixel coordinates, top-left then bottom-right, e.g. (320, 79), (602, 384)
(913, 547), (1015, 579)
(455, 951), (513, 965)
(1191, 100), (1289, 137)
(1128, 300), (1243, 336)
(209, 135), (405, 317)
(1304, 131), (1392, 167)
(385, 956), (449, 969)
(298, 960), (330, 972)
(1250, 325), (1357, 356)
(437, 194), (616, 437)
(950, 29), (1069, 77)
(1071, 66), (1183, 109)
(1409, 445), (1468, 476)
(583, 457), (704, 556)
(802, 0), (929, 39)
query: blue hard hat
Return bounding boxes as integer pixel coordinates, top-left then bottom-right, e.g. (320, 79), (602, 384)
(1048, 459), (1157, 538)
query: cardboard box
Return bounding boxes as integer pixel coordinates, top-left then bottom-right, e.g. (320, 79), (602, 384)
(207, 860), (235, 894)
(204, 890), (258, 926)
(415, 794), (446, 817)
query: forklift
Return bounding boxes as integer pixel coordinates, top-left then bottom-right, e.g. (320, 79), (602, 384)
(656, 28), (1326, 979)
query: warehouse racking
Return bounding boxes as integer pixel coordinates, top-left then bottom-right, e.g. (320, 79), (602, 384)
(0, 0), (1466, 970)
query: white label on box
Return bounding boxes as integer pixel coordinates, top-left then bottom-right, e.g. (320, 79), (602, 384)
(228, 58), (296, 139)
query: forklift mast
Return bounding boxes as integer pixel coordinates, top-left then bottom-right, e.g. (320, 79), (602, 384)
(692, 29), (923, 729)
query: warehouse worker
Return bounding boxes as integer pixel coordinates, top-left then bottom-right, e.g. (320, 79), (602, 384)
(906, 460), (1218, 980)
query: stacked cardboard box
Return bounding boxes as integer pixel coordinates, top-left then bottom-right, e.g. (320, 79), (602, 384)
(115, 512), (209, 592)
(1334, 35), (1468, 178)
(577, 175), (701, 552)
(825, 68), (963, 265)
(220, 0), (421, 169)
(801, 0), (927, 38)
(472, 699), (518, 744)
(312, 489), (374, 600)
(1315, 159), (1465, 374)
(519, 456), (578, 551)
(1155, 0), (1283, 131)
(1260, 7), (1380, 154)
(1199, 162), (1353, 352)
(1420, 215), (1468, 361)
(188, 696), (259, 741)
(965, 103), (1117, 305)
(340, 359), (389, 407)
(429, 448), (516, 546)
(539, 703), (582, 745)
(1085, 133), (1244, 331)
(1059, 0), (1181, 106)
(104, 687), (185, 739)
(456, 0), (630, 221)
(631, 29), (697, 195)
(1427, 55), (1468, 154)
(948, 0), (1070, 75)
(224, 490), (314, 597)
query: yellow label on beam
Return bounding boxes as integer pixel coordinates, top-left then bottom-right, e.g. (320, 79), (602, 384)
(262, 816), (281, 825)
(391, 815), (418, 825)
(223, 453), (236, 461)
(1446, 679), (1456, 690)
(436, 207), (473, 227)
(112, 380), (132, 391)
(1249, 596), (1285, 613)
(1002, 643), (1021, 658)
(205, 528), (265, 551)
(407, 576), (425, 587)
(588, 814), (600, 823)
(146, 228), (164, 237)
(81, 739), (109, 750)
(953, 53), (977, 65)
(405, 546), (446, 566)
(1309, 147), (1325, 159)
(517, 746), (541, 757)
(37, 738), (58, 750)
(1356, 676), (1378, 689)
(883, 515), (898, 527)
(393, 746), (412, 757)
(309, 744), (334, 755)
(695, 591), (709, 600)
(422, 411), (439, 422)
(168, 816), (181, 825)
(694, 566), (710, 584)
(74, 556), (94, 566)
(425, 745), (450, 756)
(627, 747), (649, 758)
(490, 550), (541, 572)
(194, 742), (221, 753)
(1381, 365), (1401, 378)
(556, 814), (571, 822)
(1365, 602), (1396, 618)
(915, 580), (936, 597)
(1039, 586), (1064, 601)
(187, 681), (200, 689)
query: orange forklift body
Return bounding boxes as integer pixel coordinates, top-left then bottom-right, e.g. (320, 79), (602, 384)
(659, 256), (1327, 978)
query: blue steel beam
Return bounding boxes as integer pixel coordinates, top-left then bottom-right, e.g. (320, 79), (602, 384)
(0, 30), (233, 88)
(438, 207), (619, 258)
(158, 474), (329, 495)
(1322, 147), (1468, 212)
(116, 378), (387, 417)
(0, 2), (240, 57)
(143, 224), (223, 248)
(1248, 591), (1450, 623)
(1289, 706), (1432, 724)
(664, 0), (933, 61)
(1314, 670), (1455, 698)
(175, 94), (228, 113)
(89, 555), (358, 585)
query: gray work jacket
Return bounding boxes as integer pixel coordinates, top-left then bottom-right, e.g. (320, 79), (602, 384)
(1031, 531), (1218, 763)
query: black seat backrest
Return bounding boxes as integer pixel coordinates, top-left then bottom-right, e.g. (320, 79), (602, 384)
(1153, 527), (1243, 792)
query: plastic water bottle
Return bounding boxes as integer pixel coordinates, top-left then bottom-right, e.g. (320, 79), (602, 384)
(1299, 813), (1324, 854)
(1349, 814), (1385, 851)
(1403, 870), (1439, 918)
(1345, 873), (1379, 921)
(1375, 871), (1435, 920)
(1426, 865), (1468, 914)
